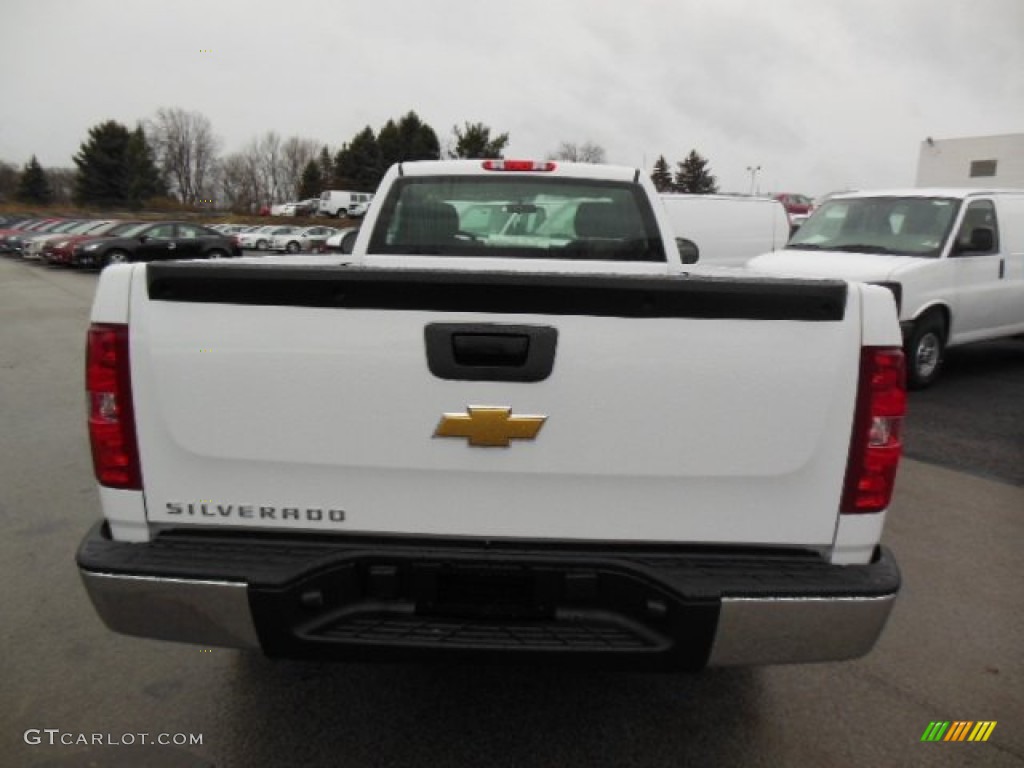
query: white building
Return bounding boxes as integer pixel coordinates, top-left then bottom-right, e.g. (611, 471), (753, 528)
(916, 133), (1024, 188)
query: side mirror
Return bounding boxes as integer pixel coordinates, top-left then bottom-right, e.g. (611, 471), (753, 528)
(341, 231), (358, 255)
(970, 227), (994, 252)
(139, 235), (149, 243)
(953, 226), (994, 255)
(676, 237), (700, 265)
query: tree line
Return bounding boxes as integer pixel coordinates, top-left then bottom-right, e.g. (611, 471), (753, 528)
(650, 152), (719, 194)
(2, 109), (721, 211)
(2, 109), (518, 212)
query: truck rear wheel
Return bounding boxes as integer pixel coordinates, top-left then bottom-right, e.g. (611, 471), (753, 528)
(906, 314), (946, 389)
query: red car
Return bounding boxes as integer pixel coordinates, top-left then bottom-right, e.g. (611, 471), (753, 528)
(45, 221), (141, 266)
(774, 193), (814, 217)
(775, 193), (814, 231)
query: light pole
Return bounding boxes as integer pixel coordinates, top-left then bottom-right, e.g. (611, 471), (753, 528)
(746, 165), (761, 196)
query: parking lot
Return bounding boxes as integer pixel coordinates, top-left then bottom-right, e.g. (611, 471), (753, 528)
(1, 257), (1021, 768)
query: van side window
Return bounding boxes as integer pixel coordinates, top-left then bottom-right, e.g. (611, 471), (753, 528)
(953, 200), (999, 256)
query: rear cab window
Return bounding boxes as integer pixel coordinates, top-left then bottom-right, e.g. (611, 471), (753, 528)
(368, 176), (666, 262)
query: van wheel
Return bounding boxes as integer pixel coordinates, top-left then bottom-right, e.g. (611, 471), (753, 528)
(335, 209), (347, 218)
(906, 313), (946, 389)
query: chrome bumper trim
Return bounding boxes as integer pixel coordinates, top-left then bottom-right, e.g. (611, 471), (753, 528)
(707, 594), (896, 665)
(79, 570), (261, 649)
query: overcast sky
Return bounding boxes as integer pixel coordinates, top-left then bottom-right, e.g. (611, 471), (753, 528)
(2, 0), (1022, 197)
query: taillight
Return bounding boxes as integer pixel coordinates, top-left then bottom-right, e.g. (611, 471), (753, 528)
(841, 347), (906, 513)
(481, 160), (557, 172)
(86, 323), (141, 489)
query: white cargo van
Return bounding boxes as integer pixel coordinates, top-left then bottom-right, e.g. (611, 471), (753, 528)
(660, 194), (791, 267)
(748, 189), (1024, 388)
(319, 190), (374, 218)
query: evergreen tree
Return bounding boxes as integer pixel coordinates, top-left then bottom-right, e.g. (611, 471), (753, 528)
(377, 119), (403, 176)
(347, 127), (382, 191)
(73, 120), (168, 207)
(673, 150), (718, 194)
(377, 112), (440, 174)
(298, 159), (323, 199)
(333, 113), (443, 192)
(328, 128), (384, 192)
(398, 111), (440, 161)
(650, 155), (674, 192)
(124, 126), (165, 208)
(333, 144), (356, 190)
(333, 130), (381, 192)
(73, 120), (133, 207)
(450, 122), (509, 159)
(16, 155), (53, 204)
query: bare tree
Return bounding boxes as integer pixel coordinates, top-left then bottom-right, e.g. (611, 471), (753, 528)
(549, 140), (607, 164)
(256, 131), (284, 203)
(216, 153), (261, 212)
(280, 137), (320, 199)
(148, 107), (221, 204)
(241, 139), (267, 205)
(46, 167), (77, 204)
(0, 160), (20, 201)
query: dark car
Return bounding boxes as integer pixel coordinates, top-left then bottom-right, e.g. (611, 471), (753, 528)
(73, 221), (242, 268)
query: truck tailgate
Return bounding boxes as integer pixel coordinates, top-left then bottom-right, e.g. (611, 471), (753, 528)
(131, 263), (859, 548)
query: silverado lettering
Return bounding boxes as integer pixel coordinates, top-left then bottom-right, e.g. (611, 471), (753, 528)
(77, 160), (906, 670)
(165, 503), (345, 523)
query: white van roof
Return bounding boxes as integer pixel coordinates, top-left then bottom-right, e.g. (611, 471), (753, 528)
(831, 188), (1024, 200)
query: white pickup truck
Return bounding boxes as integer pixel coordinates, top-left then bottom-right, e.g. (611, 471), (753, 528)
(78, 160), (906, 670)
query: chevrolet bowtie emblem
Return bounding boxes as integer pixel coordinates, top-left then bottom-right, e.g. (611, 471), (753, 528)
(433, 406), (547, 447)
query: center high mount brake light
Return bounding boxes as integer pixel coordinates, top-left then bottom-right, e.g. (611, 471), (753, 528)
(481, 160), (557, 172)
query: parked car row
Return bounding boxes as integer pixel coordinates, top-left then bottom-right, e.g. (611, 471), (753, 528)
(217, 223), (343, 253)
(0, 213), (365, 268)
(0, 215), (242, 268)
(210, 222), (360, 254)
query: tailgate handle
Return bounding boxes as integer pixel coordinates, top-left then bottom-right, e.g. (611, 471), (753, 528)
(453, 333), (529, 367)
(425, 324), (558, 382)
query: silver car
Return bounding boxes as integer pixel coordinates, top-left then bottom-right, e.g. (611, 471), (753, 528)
(267, 226), (339, 254)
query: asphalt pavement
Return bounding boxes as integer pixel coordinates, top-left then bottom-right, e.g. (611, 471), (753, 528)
(1, 258), (1021, 768)
(903, 339), (1024, 486)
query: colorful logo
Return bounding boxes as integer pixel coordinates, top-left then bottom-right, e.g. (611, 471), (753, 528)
(921, 721), (996, 742)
